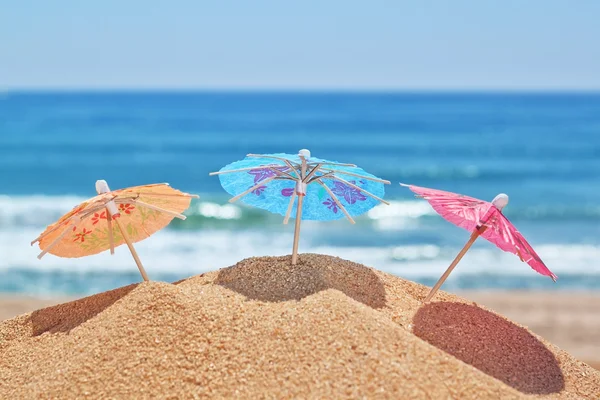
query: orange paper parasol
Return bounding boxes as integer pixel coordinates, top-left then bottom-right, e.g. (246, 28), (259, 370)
(32, 180), (198, 281)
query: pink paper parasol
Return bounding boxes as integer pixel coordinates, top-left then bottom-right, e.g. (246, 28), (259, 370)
(401, 184), (557, 302)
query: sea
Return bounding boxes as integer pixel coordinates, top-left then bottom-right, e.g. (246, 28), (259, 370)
(1, 91), (599, 296)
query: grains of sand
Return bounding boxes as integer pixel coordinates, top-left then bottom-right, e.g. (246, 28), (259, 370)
(0, 254), (598, 399)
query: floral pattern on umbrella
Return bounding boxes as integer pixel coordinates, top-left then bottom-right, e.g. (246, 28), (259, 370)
(331, 181), (367, 205)
(34, 183), (197, 258)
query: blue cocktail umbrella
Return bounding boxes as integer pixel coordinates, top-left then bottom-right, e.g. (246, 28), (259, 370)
(210, 149), (390, 264)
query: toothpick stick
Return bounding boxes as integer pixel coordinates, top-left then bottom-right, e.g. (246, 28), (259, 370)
(424, 226), (488, 302)
(291, 156), (307, 265)
(106, 211), (115, 255)
(283, 190), (298, 225)
(114, 217), (149, 281)
(291, 194), (304, 265)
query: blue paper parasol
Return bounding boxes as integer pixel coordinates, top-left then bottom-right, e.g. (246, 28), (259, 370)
(210, 149), (390, 264)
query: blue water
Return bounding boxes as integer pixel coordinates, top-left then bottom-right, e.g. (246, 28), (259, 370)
(1, 92), (599, 295)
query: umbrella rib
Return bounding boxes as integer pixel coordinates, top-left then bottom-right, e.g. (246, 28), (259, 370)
(128, 199), (187, 220)
(31, 203), (106, 245)
(246, 154), (302, 178)
(308, 171), (335, 183)
(283, 191), (297, 224)
(267, 166), (297, 180)
(330, 175), (390, 205)
(79, 203), (113, 220)
(283, 160), (301, 179)
(319, 168), (391, 184)
(315, 180), (355, 224)
(37, 218), (80, 259)
(31, 217), (76, 245)
(303, 164), (323, 182)
(228, 175), (279, 203)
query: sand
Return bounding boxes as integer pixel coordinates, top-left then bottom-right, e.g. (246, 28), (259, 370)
(0, 254), (598, 399)
(459, 291), (600, 366)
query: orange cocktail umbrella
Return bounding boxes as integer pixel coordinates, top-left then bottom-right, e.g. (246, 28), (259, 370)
(32, 180), (198, 281)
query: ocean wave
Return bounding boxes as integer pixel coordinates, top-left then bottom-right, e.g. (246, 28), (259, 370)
(5, 222), (600, 275)
(2, 235), (600, 295)
(2, 196), (599, 232)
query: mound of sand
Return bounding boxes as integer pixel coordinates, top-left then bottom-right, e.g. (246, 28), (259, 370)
(1, 254), (598, 399)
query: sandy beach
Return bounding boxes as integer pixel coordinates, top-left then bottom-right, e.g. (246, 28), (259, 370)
(1, 255), (598, 398)
(2, 288), (598, 369)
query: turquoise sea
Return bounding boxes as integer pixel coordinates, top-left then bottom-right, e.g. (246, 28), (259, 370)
(1, 92), (599, 295)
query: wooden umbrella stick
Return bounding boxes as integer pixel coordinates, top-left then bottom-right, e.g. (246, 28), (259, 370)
(319, 168), (391, 184)
(228, 176), (280, 203)
(114, 217), (149, 282)
(291, 155), (308, 265)
(283, 190), (298, 225)
(106, 211), (115, 255)
(291, 194), (304, 265)
(330, 176), (390, 205)
(129, 200), (187, 220)
(37, 218), (80, 259)
(316, 180), (355, 224)
(424, 226), (488, 303)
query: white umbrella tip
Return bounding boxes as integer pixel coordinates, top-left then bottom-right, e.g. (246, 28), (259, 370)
(492, 193), (509, 210)
(95, 180), (111, 194)
(298, 149), (311, 158)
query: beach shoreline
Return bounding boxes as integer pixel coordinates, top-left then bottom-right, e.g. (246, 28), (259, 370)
(2, 289), (598, 370)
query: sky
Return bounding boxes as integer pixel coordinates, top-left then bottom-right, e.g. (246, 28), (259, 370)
(1, 0), (599, 91)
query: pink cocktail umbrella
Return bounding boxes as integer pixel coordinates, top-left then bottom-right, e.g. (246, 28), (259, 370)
(401, 184), (557, 302)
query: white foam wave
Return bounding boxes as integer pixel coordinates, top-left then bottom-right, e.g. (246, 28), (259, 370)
(366, 201), (436, 230)
(4, 226), (599, 280)
(0, 195), (250, 228)
(193, 202), (242, 220)
(310, 243), (600, 278)
(0, 195), (88, 227)
(0, 228), (296, 274)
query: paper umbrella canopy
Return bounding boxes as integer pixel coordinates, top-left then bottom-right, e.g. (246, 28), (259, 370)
(211, 149), (390, 264)
(32, 180), (198, 281)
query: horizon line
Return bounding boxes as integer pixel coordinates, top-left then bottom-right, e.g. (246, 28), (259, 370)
(3, 87), (600, 95)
